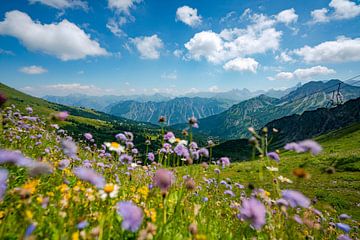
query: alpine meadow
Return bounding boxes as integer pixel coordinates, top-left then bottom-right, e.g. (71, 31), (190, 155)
(0, 1), (360, 239)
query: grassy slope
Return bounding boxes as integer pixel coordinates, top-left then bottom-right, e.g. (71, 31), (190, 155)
(183, 123), (360, 219)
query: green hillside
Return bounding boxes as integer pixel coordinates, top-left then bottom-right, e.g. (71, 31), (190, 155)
(0, 83), (161, 150)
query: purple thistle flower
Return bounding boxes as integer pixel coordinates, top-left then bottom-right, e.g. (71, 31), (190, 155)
(61, 139), (77, 158)
(267, 152), (280, 162)
(55, 111), (69, 121)
(224, 190), (235, 197)
(116, 201), (143, 232)
(282, 190), (310, 208)
(0, 169), (8, 201)
(284, 140), (322, 155)
(26, 107), (33, 114)
(339, 213), (351, 220)
(336, 223), (351, 233)
(120, 154), (133, 164)
(337, 235), (352, 240)
(189, 142), (198, 149)
(174, 144), (190, 158)
(218, 157), (230, 168)
(148, 152), (155, 162)
(84, 133), (93, 141)
(153, 169), (175, 192)
(298, 140), (322, 155)
(73, 167), (105, 189)
(115, 133), (127, 142)
(198, 148), (209, 158)
(239, 198), (266, 230)
(58, 159), (70, 170)
(164, 132), (175, 141)
(190, 150), (199, 160)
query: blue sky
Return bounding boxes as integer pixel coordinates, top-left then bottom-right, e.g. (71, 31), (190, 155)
(0, 0), (360, 96)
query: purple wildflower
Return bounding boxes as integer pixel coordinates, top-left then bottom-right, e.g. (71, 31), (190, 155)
(336, 223), (351, 233)
(55, 111), (69, 121)
(282, 190), (310, 208)
(198, 148), (209, 158)
(153, 169), (175, 193)
(284, 140), (322, 155)
(58, 159), (70, 170)
(0, 169), (8, 201)
(120, 154), (133, 164)
(25, 223), (36, 237)
(224, 190), (235, 197)
(189, 142), (198, 149)
(218, 157), (230, 168)
(339, 214), (351, 220)
(26, 107), (33, 114)
(84, 133), (93, 141)
(61, 139), (77, 158)
(164, 132), (175, 141)
(116, 201), (143, 232)
(267, 152), (280, 162)
(239, 198), (266, 230)
(148, 152), (155, 162)
(77, 220), (89, 230)
(28, 162), (53, 176)
(73, 167), (105, 189)
(298, 140), (323, 155)
(337, 235), (352, 240)
(115, 133), (127, 142)
(174, 144), (190, 158)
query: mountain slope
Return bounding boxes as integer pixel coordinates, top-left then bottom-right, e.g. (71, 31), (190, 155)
(212, 98), (360, 161)
(174, 80), (360, 140)
(0, 83), (160, 148)
(107, 97), (233, 125)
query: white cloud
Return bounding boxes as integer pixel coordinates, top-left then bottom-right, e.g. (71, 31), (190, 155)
(311, 0), (360, 23)
(19, 65), (47, 74)
(184, 11), (282, 65)
(208, 85), (219, 92)
(29, 0), (88, 10)
(0, 11), (108, 61)
(294, 37), (360, 63)
(131, 34), (163, 59)
(108, 0), (142, 14)
(106, 18), (127, 37)
(223, 57), (259, 73)
(275, 51), (294, 62)
(276, 8), (298, 25)
(161, 71), (177, 80)
(176, 6), (202, 27)
(269, 66), (336, 80)
(311, 8), (330, 23)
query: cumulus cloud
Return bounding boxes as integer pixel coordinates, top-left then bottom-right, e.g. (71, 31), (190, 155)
(275, 51), (294, 63)
(176, 6), (202, 27)
(108, 0), (142, 14)
(29, 0), (88, 10)
(19, 65), (48, 74)
(223, 57), (259, 73)
(184, 10), (284, 66)
(276, 8), (298, 25)
(269, 66), (336, 80)
(310, 0), (360, 23)
(0, 11), (108, 61)
(293, 37), (360, 63)
(131, 34), (163, 59)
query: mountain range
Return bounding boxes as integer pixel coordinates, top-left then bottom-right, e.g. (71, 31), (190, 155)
(173, 80), (360, 140)
(212, 96), (360, 161)
(106, 97), (234, 125)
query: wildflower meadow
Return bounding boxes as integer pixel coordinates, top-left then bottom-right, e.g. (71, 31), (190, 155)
(0, 98), (358, 240)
